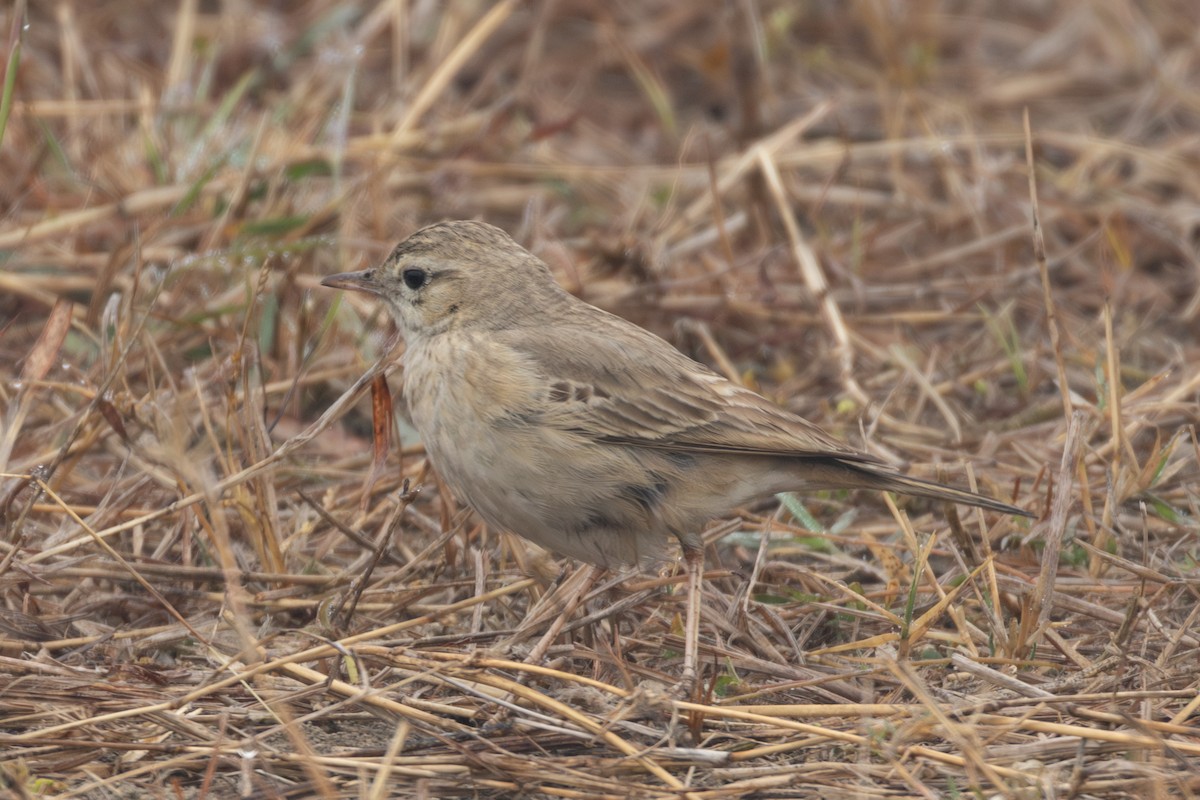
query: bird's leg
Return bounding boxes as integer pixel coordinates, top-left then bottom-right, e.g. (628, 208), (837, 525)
(524, 563), (603, 667)
(680, 544), (704, 691)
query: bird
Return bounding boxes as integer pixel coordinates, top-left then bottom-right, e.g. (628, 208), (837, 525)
(322, 220), (1033, 684)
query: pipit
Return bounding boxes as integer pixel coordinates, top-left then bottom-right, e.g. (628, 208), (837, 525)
(323, 220), (1032, 683)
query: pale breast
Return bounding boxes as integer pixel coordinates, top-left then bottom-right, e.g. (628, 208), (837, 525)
(401, 331), (680, 567)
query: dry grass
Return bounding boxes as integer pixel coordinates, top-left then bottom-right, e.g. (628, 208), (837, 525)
(1, 1), (1198, 797)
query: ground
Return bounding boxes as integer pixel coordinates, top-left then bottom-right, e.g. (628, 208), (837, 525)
(1, 1), (1198, 798)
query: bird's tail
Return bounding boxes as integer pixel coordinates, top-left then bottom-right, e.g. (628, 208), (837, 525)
(850, 463), (1034, 518)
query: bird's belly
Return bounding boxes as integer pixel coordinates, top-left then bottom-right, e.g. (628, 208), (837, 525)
(427, 419), (669, 567)
(403, 336), (671, 567)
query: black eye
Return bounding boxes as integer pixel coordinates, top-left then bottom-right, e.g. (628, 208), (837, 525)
(401, 268), (427, 290)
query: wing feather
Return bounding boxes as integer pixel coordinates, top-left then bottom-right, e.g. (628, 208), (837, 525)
(500, 318), (881, 465)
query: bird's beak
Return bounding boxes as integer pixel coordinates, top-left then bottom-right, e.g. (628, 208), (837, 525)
(321, 269), (381, 296)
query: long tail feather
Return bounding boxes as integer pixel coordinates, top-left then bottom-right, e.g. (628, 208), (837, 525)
(853, 465), (1033, 518)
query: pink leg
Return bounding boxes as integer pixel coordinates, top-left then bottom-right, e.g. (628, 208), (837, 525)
(681, 545), (704, 689)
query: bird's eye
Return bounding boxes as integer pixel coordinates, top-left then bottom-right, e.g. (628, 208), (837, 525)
(401, 268), (427, 290)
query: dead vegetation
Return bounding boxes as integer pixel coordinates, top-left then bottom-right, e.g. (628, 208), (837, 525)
(1, 1), (1198, 797)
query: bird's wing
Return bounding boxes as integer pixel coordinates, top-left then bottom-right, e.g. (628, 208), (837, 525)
(502, 318), (881, 464)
